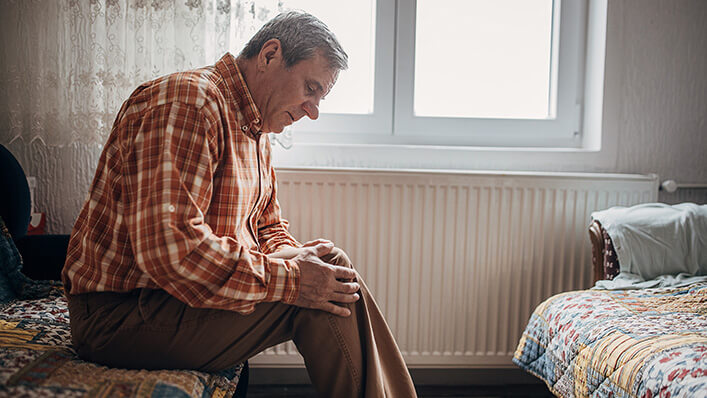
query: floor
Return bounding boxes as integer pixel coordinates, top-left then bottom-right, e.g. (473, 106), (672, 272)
(248, 384), (555, 397)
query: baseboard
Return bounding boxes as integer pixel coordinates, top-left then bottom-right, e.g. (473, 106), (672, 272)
(249, 367), (543, 386)
(410, 368), (543, 385)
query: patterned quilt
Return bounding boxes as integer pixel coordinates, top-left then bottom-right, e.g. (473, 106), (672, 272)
(0, 286), (245, 397)
(514, 282), (707, 398)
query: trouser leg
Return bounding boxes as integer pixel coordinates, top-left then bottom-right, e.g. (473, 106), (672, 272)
(67, 248), (416, 397)
(68, 288), (299, 371)
(295, 248), (416, 397)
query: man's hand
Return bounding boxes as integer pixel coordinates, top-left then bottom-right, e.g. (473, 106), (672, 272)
(267, 239), (333, 260)
(292, 242), (360, 317)
(302, 238), (332, 248)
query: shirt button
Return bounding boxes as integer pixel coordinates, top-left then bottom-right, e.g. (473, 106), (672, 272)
(241, 126), (248, 131)
(168, 205), (176, 212)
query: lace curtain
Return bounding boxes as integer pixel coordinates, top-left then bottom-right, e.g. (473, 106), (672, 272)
(0, 0), (293, 148)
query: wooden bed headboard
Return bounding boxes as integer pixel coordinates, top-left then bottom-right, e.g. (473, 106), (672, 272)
(589, 220), (622, 284)
(588, 220), (606, 284)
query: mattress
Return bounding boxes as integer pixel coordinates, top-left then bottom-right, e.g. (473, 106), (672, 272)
(0, 286), (245, 397)
(514, 282), (707, 397)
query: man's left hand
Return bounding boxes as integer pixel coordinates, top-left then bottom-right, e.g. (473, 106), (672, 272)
(268, 239), (332, 260)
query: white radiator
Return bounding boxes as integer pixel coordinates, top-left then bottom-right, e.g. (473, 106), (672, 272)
(250, 168), (659, 368)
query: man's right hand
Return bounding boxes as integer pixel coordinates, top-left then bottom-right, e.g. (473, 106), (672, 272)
(292, 242), (360, 317)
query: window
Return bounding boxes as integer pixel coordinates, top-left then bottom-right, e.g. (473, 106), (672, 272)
(413, 1), (555, 120)
(287, 0), (589, 148)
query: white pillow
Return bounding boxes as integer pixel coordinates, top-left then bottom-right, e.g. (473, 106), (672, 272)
(591, 203), (707, 281)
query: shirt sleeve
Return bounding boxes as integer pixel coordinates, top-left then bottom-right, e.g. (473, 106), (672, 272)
(124, 101), (299, 313)
(257, 166), (302, 255)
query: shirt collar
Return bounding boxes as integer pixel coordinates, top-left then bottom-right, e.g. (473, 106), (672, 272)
(214, 52), (263, 138)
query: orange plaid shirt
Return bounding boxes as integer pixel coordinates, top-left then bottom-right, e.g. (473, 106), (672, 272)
(62, 53), (301, 314)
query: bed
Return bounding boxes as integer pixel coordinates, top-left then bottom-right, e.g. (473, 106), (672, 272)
(514, 203), (707, 397)
(0, 217), (248, 397)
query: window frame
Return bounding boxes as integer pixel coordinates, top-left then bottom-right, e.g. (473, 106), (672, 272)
(292, 0), (589, 149)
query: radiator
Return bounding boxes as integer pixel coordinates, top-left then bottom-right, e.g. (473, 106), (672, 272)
(250, 168), (659, 368)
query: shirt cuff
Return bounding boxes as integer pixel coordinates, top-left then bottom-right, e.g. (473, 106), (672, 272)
(263, 257), (300, 304)
(261, 236), (302, 255)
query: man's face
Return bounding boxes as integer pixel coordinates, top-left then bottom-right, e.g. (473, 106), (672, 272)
(254, 43), (339, 134)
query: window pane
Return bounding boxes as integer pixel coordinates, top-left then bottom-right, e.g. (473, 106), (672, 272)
(284, 0), (376, 114)
(414, 0), (554, 119)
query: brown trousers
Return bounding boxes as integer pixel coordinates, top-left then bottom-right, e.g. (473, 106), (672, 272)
(67, 248), (417, 397)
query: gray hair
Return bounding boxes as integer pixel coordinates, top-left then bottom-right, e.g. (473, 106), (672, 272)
(240, 11), (348, 71)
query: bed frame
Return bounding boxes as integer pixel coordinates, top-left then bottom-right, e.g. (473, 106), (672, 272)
(588, 220), (605, 284)
(588, 220), (621, 284)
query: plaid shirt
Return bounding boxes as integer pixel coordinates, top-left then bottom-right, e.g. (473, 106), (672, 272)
(62, 53), (301, 314)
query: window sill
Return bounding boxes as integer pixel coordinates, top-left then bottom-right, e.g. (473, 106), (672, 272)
(271, 141), (618, 173)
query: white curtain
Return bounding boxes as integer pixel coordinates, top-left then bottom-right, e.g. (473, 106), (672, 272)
(0, 0), (293, 148)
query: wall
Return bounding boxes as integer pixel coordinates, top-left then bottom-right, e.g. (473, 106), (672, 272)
(4, 140), (102, 234)
(3, 0), (706, 234)
(613, 0), (707, 202)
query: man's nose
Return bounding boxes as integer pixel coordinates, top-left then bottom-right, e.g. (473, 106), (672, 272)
(303, 101), (319, 120)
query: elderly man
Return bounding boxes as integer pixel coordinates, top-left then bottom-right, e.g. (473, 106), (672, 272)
(62, 11), (416, 398)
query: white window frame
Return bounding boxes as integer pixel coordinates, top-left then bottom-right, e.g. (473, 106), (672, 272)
(291, 0), (592, 149)
(395, 0), (585, 148)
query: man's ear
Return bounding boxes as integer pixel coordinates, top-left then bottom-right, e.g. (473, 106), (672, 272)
(258, 38), (282, 70)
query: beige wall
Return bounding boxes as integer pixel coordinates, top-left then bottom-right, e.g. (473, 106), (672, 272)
(612, 0), (707, 200)
(4, 0), (707, 234)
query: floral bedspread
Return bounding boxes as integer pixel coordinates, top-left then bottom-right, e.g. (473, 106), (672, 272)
(514, 282), (707, 397)
(0, 287), (245, 397)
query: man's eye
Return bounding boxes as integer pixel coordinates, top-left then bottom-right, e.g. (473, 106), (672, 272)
(306, 86), (315, 94)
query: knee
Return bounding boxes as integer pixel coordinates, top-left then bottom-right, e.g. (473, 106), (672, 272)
(319, 246), (353, 269)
